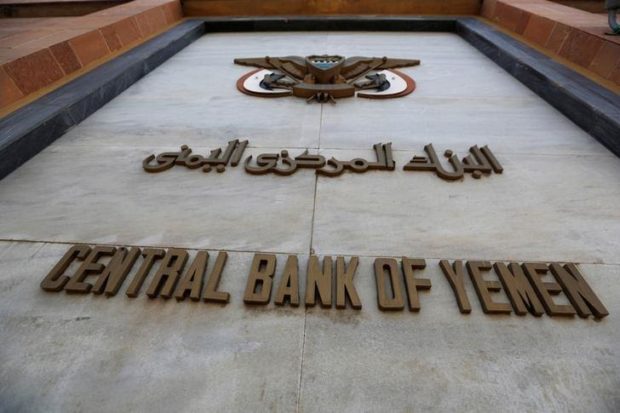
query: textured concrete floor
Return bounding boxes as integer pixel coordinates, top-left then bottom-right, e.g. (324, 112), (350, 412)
(0, 32), (619, 412)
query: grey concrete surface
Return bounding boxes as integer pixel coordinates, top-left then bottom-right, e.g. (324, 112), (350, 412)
(311, 149), (620, 264)
(0, 242), (306, 412)
(0, 242), (618, 412)
(0, 145), (316, 254)
(1, 32), (619, 412)
(57, 32), (326, 150)
(299, 258), (620, 413)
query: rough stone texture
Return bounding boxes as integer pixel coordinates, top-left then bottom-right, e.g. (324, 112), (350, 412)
(311, 149), (620, 263)
(0, 32), (619, 412)
(57, 32), (325, 149)
(0, 243), (618, 412)
(299, 258), (620, 413)
(0, 243), (306, 412)
(0, 145), (316, 253)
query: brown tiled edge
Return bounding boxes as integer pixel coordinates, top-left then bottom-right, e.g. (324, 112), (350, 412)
(482, 0), (620, 88)
(182, 0), (481, 16)
(0, 0), (183, 114)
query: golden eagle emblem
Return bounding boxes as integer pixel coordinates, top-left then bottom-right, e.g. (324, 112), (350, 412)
(234, 55), (420, 103)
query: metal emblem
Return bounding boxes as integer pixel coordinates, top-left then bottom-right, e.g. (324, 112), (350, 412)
(234, 54), (420, 103)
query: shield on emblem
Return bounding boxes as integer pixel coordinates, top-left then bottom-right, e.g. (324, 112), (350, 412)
(305, 55), (345, 83)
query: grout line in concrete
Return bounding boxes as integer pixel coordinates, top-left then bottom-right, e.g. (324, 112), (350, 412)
(296, 102), (324, 412)
(295, 306), (308, 413)
(308, 102), (324, 255)
(0, 238), (306, 257)
(45, 143), (615, 159)
(2, 238), (619, 267)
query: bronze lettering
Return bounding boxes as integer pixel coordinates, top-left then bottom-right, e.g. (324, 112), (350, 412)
(274, 255), (300, 307)
(439, 260), (472, 313)
(493, 262), (544, 316)
(203, 251), (230, 303)
(305, 255), (333, 308)
(374, 258), (405, 311)
(40, 245), (91, 292)
(126, 248), (166, 298)
(336, 256), (362, 310)
(145, 248), (189, 299)
(522, 262), (575, 317)
(466, 261), (512, 314)
(91, 247), (141, 296)
(401, 257), (431, 312)
(549, 263), (608, 319)
(65, 246), (116, 294)
(42, 243), (609, 321)
(175, 250), (208, 301)
(244, 254), (276, 305)
(145, 140), (503, 181)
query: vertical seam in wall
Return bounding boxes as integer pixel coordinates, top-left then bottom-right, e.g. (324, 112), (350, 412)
(31, 242), (47, 258)
(297, 102), (323, 413)
(308, 102), (323, 255)
(296, 306), (307, 413)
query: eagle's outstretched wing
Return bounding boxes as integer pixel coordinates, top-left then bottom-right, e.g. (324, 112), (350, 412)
(234, 56), (308, 81)
(233, 57), (276, 70)
(341, 57), (420, 81)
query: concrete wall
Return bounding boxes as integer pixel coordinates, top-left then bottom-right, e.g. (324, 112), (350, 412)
(0, 32), (619, 412)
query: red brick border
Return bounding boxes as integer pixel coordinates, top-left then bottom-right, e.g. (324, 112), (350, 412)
(482, 0), (619, 87)
(0, 0), (183, 112)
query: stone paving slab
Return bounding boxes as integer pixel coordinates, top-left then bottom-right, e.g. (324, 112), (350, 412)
(0, 242), (618, 412)
(58, 95), (322, 150)
(299, 257), (620, 413)
(316, 33), (609, 155)
(0, 242), (306, 412)
(318, 95), (608, 155)
(311, 149), (620, 265)
(0, 145), (316, 254)
(52, 31), (610, 156)
(54, 32), (326, 150)
(1, 30), (620, 412)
